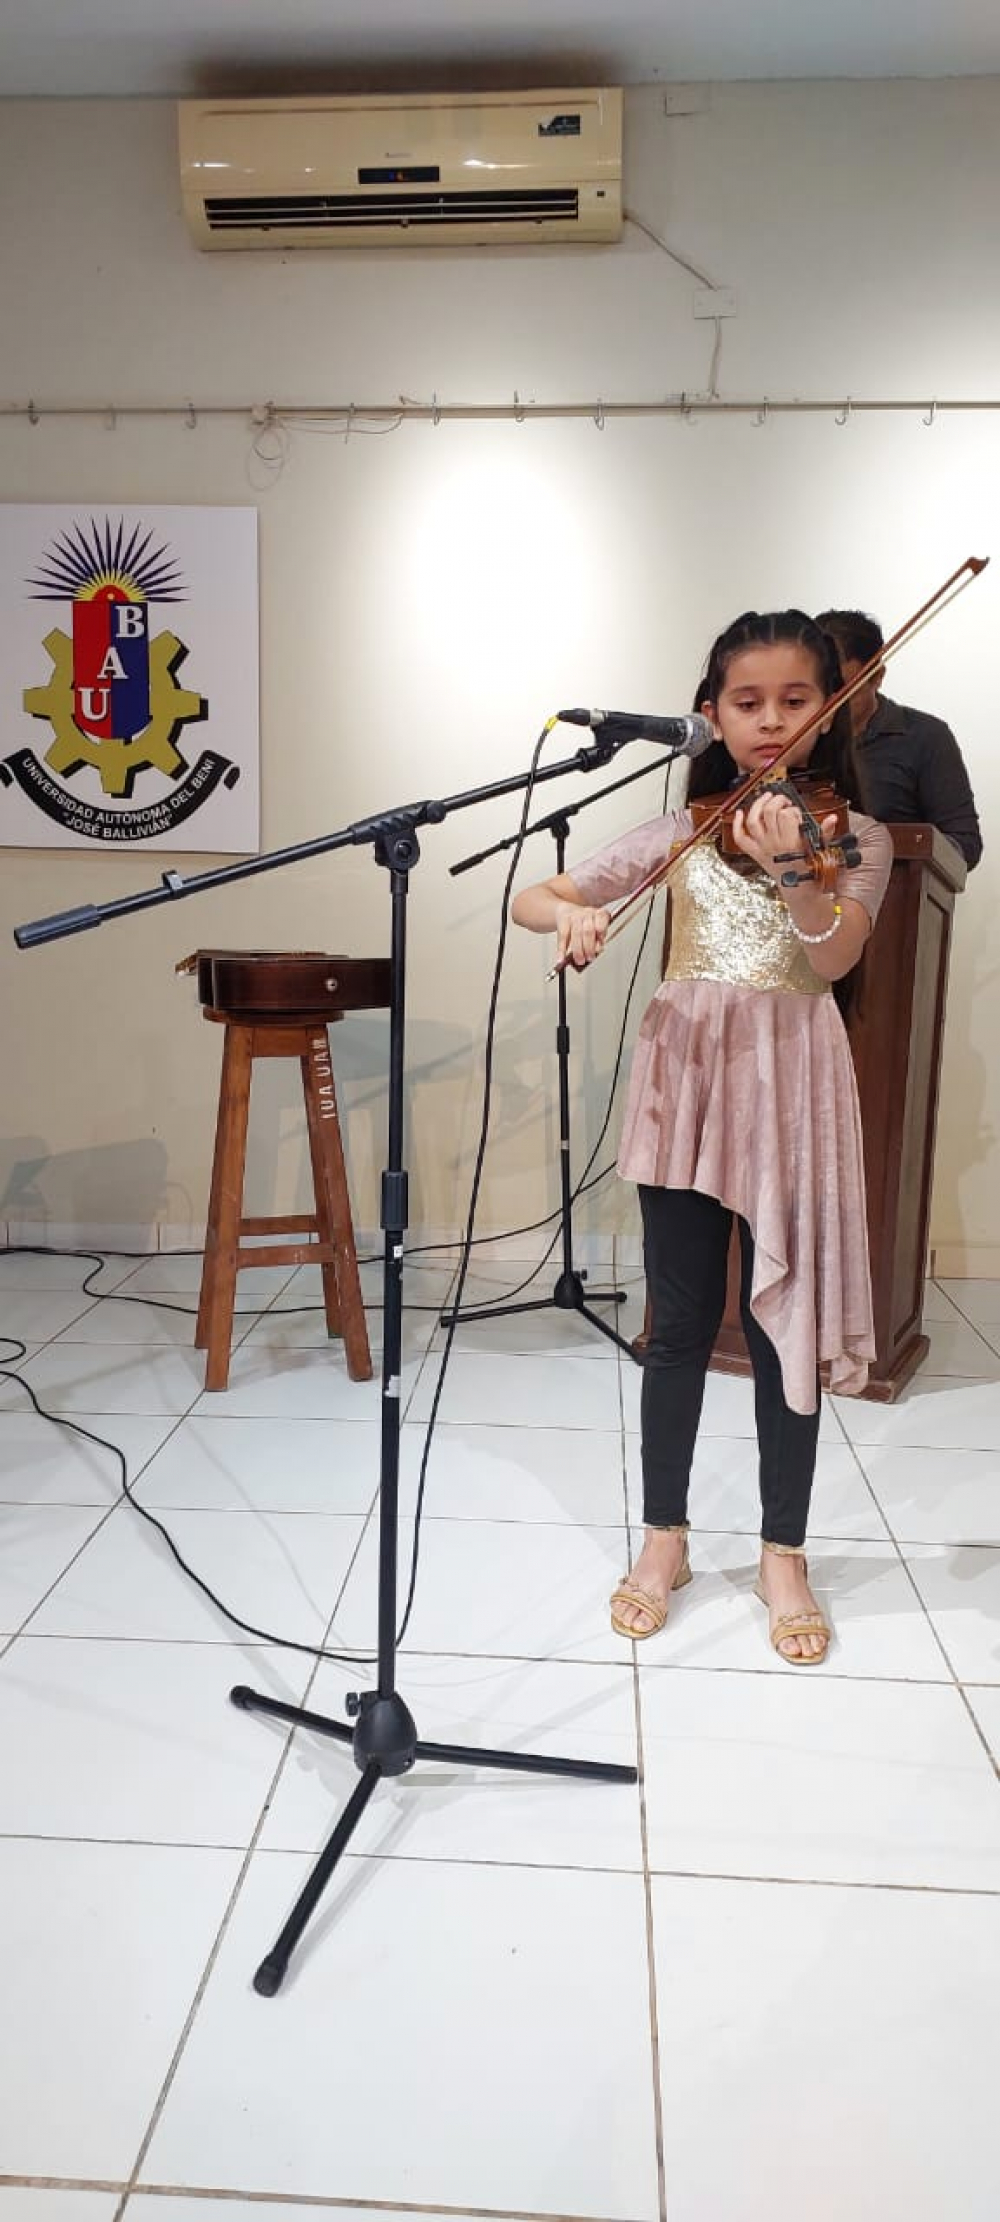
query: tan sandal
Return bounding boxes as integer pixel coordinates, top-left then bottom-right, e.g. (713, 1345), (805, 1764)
(755, 1543), (831, 1665)
(610, 1533), (692, 1640)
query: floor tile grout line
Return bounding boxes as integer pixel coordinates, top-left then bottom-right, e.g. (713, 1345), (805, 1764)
(928, 1279), (1000, 1354)
(613, 1262), (669, 2222)
(4, 1501), (948, 1546)
(837, 1426), (1000, 1764)
(113, 1666), (338, 2212)
(630, 1654), (993, 1686)
(4, 1629), (996, 1690)
(0, 1831), (652, 1879)
(2, 1490), (131, 1646)
(112, 1444), (464, 2215)
(0, 1287), (108, 1347)
(639, 1866), (1000, 1898)
(631, 1650), (669, 2222)
(400, 1249), (494, 1427)
(830, 1431), (1000, 1453)
(970, 1715), (1000, 1785)
(13, 1476), (1000, 1554)
(2, 1834), (998, 1899)
(1, 1830), (648, 1866)
(0, 1257), (146, 1300)
(807, 1413), (895, 1543)
(8, 1360), (209, 1429)
(2, 2171), (651, 2222)
(1, 1279), (378, 1660)
(821, 1389), (855, 1450)
(4, 1399), (198, 1526)
(924, 1288), (1000, 1368)
(0, 1333), (226, 1648)
(137, 2193), (647, 2219)
(48, 1503), (980, 1543)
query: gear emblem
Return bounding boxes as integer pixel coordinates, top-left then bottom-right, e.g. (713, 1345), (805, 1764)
(24, 625), (206, 799)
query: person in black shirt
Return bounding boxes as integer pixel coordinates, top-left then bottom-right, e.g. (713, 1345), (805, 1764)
(816, 608), (983, 869)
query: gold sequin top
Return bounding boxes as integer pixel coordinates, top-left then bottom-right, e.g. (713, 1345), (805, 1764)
(664, 837), (829, 996)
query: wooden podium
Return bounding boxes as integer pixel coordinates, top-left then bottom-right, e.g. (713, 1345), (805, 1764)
(642, 827), (967, 1402)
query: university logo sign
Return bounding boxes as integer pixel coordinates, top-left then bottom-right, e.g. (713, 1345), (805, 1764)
(0, 505), (259, 852)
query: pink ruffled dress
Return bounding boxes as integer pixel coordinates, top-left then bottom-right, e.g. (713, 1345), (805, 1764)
(570, 809), (894, 1413)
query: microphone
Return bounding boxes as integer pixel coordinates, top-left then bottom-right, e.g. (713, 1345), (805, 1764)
(558, 708), (716, 757)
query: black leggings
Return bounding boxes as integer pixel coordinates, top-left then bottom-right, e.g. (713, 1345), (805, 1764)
(639, 1185), (820, 1548)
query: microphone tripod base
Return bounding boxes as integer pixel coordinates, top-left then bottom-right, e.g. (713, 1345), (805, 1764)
(441, 1266), (637, 1359)
(231, 1682), (637, 1995)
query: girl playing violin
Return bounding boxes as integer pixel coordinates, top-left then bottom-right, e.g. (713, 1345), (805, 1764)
(512, 609), (893, 1663)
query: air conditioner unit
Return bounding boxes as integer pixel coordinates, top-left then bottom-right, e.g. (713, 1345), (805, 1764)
(178, 90), (622, 250)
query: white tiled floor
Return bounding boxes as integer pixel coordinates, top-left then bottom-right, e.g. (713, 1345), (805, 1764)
(1, 1249), (999, 2222)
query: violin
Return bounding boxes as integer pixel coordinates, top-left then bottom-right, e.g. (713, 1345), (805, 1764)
(546, 557), (986, 978)
(689, 771), (863, 895)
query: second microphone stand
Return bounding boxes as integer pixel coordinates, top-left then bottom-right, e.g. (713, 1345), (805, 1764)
(443, 755), (671, 1356)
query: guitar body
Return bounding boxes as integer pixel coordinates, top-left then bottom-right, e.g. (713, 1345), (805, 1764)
(179, 948), (392, 1017)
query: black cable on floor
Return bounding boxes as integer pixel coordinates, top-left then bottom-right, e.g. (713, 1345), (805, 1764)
(0, 1333), (378, 1667)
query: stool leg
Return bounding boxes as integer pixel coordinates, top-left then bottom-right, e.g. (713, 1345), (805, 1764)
(303, 1042), (343, 1342)
(203, 1023), (254, 1392)
(196, 1038), (232, 1352)
(302, 1029), (373, 1383)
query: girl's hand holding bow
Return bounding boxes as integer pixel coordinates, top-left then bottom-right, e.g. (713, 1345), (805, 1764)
(553, 898), (611, 972)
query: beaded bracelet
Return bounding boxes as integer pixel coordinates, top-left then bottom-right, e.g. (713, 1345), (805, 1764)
(788, 901), (842, 945)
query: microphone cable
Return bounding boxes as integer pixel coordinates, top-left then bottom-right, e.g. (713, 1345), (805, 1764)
(395, 749), (673, 1639)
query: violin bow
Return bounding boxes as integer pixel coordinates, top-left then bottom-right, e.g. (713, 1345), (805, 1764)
(584, 554), (988, 960)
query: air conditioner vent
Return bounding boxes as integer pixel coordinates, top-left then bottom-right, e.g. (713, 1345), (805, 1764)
(204, 188), (581, 234)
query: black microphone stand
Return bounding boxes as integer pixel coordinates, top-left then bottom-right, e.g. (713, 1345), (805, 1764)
(444, 753), (672, 1357)
(14, 731), (647, 1997)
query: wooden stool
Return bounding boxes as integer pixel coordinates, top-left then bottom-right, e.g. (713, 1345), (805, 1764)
(185, 950), (390, 1393)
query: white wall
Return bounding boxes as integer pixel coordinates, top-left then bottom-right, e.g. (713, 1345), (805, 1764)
(0, 83), (998, 1265)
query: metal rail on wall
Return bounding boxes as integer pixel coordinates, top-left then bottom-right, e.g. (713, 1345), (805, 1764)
(2, 394), (1000, 430)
